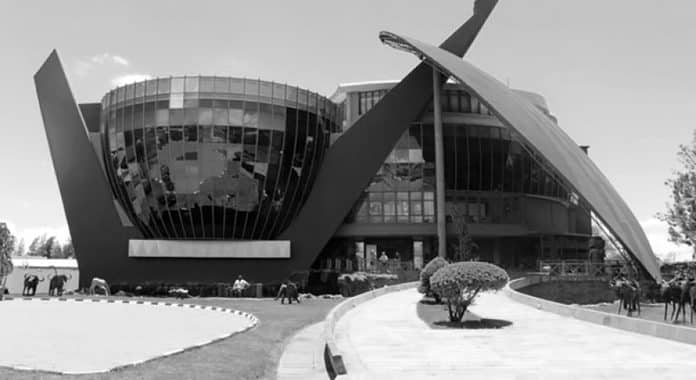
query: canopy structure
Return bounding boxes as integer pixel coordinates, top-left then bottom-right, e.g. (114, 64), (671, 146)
(380, 31), (661, 281)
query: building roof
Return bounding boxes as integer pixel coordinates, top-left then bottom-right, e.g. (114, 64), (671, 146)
(379, 31), (661, 281)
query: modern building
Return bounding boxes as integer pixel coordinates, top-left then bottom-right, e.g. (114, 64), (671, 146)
(324, 81), (592, 272)
(34, 0), (661, 287)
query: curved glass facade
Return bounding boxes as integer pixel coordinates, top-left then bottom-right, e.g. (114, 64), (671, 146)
(345, 86), (571, 225)
(101, 76), (341, 240)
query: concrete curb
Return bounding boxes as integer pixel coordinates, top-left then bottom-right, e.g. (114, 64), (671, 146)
(505, 276), (696, 345)
(323, 282), (418, 379)
(0, 297), (259, 375)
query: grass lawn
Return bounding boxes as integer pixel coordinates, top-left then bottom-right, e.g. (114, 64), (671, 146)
(584, 301), (696, 328)
(0, 296), (340, 380)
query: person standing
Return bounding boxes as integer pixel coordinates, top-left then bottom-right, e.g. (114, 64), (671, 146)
(379, 251), (389, 273)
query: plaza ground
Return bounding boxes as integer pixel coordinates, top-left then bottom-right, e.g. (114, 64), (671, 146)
(0, 296), (339, 380)
(334, 288), (696, 379)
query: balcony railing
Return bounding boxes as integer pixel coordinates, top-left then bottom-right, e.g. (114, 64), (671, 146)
(538, 260), (623, 278)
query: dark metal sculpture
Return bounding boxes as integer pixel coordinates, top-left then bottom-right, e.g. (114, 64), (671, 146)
(377, 31), (661, 281)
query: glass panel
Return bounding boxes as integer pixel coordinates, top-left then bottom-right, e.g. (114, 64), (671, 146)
(214, 77), (230, 92)
(228, 126), (242, 144)
(135, 82), (145, 98)
(146, 80), (157, 96)
(260, 81), (272, 98)
(185, 125), (198, 142)
(157, 78), (171, 94)
(230, 78), (244, 93)
(243, 102), (258, 127)
(273, 83), (286, 100)
(171, 77), (184, 93)
(199, 77), (214, 92)
(125, 84), (135, 100)
(184, 77), (199, 92)
(169, 93), (184, 109)
(229, 100), (243, 125)
(198, 108), (213, 125)
(244, 79), (259, 96)
(213, 108), (228, 126)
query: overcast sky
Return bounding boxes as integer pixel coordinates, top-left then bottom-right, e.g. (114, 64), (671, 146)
(0, 1), (694, 260)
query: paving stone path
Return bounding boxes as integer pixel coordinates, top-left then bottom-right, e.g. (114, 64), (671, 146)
(334, 288), (696, 379)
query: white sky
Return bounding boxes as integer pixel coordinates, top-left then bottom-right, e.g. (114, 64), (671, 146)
(0, 0), (694, 260)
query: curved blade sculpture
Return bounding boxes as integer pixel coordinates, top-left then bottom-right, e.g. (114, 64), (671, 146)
(378, 32), (661, 281)
(278, 0), (499, 274)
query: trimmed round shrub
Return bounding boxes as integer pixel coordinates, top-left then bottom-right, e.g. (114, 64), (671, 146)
(430, 262), (509, 322)
(419, 257), (449, 300)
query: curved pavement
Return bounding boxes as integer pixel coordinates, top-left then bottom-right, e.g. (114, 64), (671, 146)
(334, 288), (696, 379)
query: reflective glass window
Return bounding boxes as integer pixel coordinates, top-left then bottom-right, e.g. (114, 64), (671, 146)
(228, 127), (242, 143)
(198, 108), (213, 125)
(158, 78), (171, 94)
(184, 77), (199, 92)
(230, 78), (244, 93)
(170, 126), (183, 141)
(146, 80), (158, 96)
(183, 99), (198, 108)
(213, 108), (228, 126)
(258, 103), (273, 129)
(185, 125), (198, 142)
(271, 106), (286, 131)
(170, 93), (184, 109)
(243, 102), (258, 127)
(171, 78), (184, 93)
(260, 81), (272, 98)
(213, 126), (226, 142)
(273, 83), (286, 100)
(245, 79), (259, 96)
(156, 109), (169, 126)
(286, 86), (298, 102)
(199, 77), (214, 92)
(214, 77), (229, 92)
(135, 82), (145, 98)
(125, 84), (135, 100)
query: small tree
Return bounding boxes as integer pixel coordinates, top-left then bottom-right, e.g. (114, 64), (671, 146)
(659, 130), (696, 258)
(430, 262), (508, 323)
(418, 257), (448, 302)
(14, 238), (25, 257)
(62, 239), (75, 259)
(42, 236), (56, 259)
(0, 223), (16, 300)
(448, 204), (478, 261)
(27, 234), (47, 256)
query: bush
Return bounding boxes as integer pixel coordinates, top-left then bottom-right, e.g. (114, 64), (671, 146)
(430, 262), (508, 322)
(338, 272), (400, 297)
(419, 257), (449, 301)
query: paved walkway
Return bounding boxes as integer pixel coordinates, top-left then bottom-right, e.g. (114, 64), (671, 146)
(276, 322), (327, 380)
(0, 299), (254, 374)
(334, 288), (696, 379)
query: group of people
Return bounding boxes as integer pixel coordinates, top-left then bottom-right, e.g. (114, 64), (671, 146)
(232, 274), (300, 304)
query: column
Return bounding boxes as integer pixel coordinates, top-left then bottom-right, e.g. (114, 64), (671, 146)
(433, 68), (447, 258)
